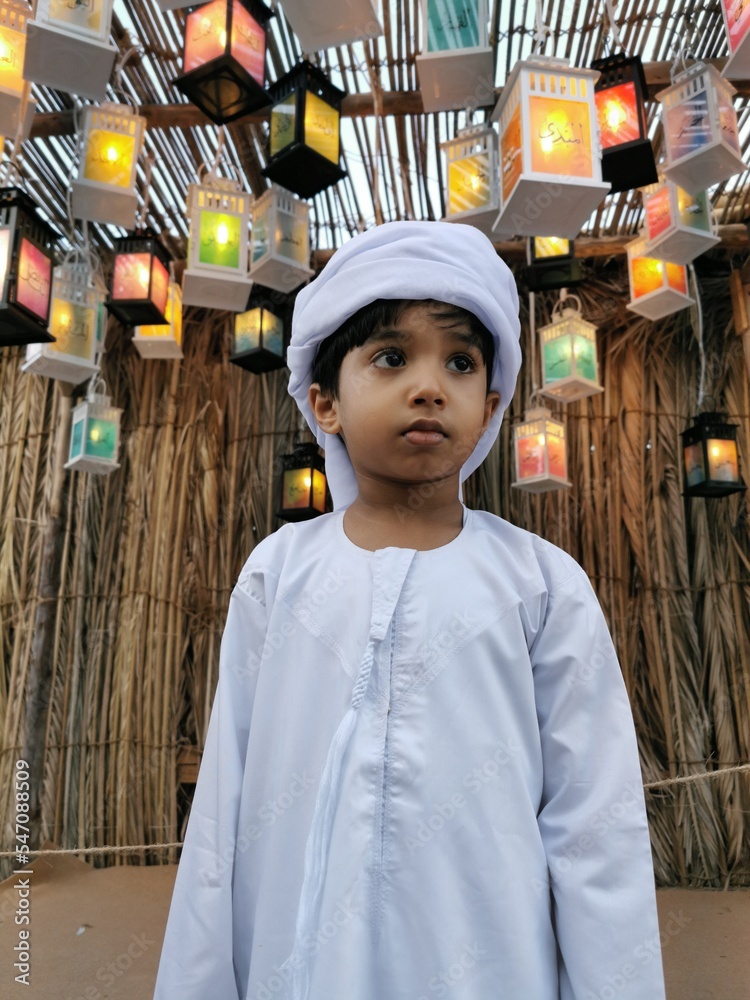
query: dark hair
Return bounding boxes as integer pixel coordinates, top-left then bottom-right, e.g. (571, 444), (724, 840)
(310, 298), (496, 398)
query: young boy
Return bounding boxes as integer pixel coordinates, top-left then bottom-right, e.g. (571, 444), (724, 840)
(153, 221), (667, 1000)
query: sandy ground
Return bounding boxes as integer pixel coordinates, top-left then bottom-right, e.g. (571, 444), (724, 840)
(0, 853), (747, 999)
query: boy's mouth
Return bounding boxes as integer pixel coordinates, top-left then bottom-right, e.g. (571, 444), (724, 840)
(402, 419), (446, 446)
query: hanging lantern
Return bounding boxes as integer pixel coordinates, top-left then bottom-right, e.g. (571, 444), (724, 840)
(276, 0), (382, 52)
(490, 55), (610, 238)
(681, 412), (746, 497)
(71, 103), (146, 229)
(64, 376), (122, 475)
(655, 62), (744, 196)
(525, 236), (582, 292)
(720, 0), (750, 79)
(249, 184), (313, 293)
(416, 0), (493, 113)
(230, 294), (285, 373)
(278, 442), (328, 521)
(173, 0), (273, 126)
(440, 124), (501, 236)
(107, 228), (171, 327)
(642, 178), (719, 265)
(626, 234), (694, 320)
(0, 187), (56, 347)
(262, 60), (346, 199)
(23, 0), (117, 101)
(132, 278), (183, 359)
(590, 52), (657, 193)
(21, 262), (105, 382)
(0, 1), (29, 137)
(538, 294), (603, 403)
(183, 174), (252, 310)
(512, 407), (572, 493)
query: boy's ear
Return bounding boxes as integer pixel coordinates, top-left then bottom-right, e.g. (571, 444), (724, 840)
(482, 391), (501, 432)
(308, 383), (342, 435)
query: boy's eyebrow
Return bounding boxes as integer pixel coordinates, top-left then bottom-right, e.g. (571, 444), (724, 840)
(362, 328), (482, 351)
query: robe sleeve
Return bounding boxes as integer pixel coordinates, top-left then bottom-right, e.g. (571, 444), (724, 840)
(529, 563), (667, 1000)
(153, 575), (267, 1000)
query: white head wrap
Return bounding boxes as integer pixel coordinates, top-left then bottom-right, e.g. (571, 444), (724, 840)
(287, 220), (522, 510)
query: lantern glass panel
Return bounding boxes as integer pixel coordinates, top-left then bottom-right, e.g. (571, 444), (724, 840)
(277, 211), (307, 265)
(112, 253), (169, 314)
(83, 129), (136, 188)
(17, 237), (52, 321)
(49, 298), (97, 358)
(517, 432), (545, 479)
(47, 0), (103, 34)
(677, 188), (711, 231)
(534, 236), (570, 259)
(501, 104), (522, 201)
(547, 430), (566, 478)
(717, 87), (741, 154)
(0, 22), (25, 95)
(70, 416), (84, 460)
(282, 466), (325, 513)
(631, 256), (665, 298)
(198, 210), (242, 268)
(530, 96), (594, 177)
(448, 152), (490, 213)
(0, 225), (10, 286)
(86, 416), (117, 459)
(137, 283), (182, 341)
(235, 307), (283, 355)
(666, 261), (687, 294)
(270, 91), (296, 157)
(683, 442), (704, 487)
(426, 0), (480, 51)
(304, 91), (339, 164)
(595, 81), (640, 148)
(184, 0), (227, 73)
(230, 0), (265, 84)
(665, 90), (711, 159)
(646, 187), (671, 239)
(706, 437), (739, 481)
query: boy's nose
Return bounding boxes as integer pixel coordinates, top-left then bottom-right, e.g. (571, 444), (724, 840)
(407, 364), (446, 406)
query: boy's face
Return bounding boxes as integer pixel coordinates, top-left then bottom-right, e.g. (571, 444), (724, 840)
(309, 302), (501, 501)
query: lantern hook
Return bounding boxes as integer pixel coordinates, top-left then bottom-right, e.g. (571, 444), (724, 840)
(113, 41), (145, 113)
(137, 152), (156, 229)
(603, 0), (629, 58)
(669, 39), (694, 84)
(86, 373), (108, 402)
(553, 290), (582, 318)
(533, 0), (551, 55)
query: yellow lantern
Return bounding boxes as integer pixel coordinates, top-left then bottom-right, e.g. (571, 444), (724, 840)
(249, 184), (313, 294)
(0, 0), (29, 137)
(539, 294), (603, 403)
(22, 262), (106, 384)
(626, 233), (694, 320)
(491, 55), (610, 238)
(416, 0), (493, 113)
(512, 407), (571, 493)
(642, 178), (719, 265)
(183, 174), (252, 311)
(71, 102), (146, 229)
(440, 124), (500, 236)
(720, 0), (750, 79)
(23, 0), (117, 100)
(655, 62), (744, 195)
(279, 443), (328, 521)
(132, 279), (183, 359)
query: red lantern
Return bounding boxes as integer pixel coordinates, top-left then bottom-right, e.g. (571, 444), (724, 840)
(107, 229), (171, 327)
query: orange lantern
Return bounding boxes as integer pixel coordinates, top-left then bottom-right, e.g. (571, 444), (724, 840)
(0, 186), (57, 347)
(107, 229), (171, 327)
(512, 407), (571, 493)
(491, 55), (610, 238)
(440, 124), (500, 236)
(626, 234), (694, 320)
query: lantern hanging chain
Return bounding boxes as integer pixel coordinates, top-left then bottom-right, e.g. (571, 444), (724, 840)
(366, 40), (384, 226)
(137, 152), (156, 230)
(528, 290), (541, 405)
(113, 41), (144, 113)
(603, 0), (628, 57)
(533, 0), (551, 56)
(688, 264), (706, 411)
(669, 36), (694, 84)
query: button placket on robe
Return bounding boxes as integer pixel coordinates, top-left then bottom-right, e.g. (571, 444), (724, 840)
(280, 547), (416, 1000)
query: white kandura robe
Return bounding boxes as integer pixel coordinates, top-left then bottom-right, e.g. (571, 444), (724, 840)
(153, 505), (667, 1000)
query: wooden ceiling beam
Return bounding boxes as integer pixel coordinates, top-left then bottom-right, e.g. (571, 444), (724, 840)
(28, 59), (748, 139)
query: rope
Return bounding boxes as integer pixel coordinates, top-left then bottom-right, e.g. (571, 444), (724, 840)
(2, 765), (748, 859)
(603, 0), (628, 56)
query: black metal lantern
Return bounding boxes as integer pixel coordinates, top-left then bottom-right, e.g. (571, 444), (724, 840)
(0, 187), (57, 347)
(681, 412), (746, 498)
(173, 0), (274, 125)
(278, 442), (328, 521)
(107, 228), (172, 327)
(262, 60), (346, 199)
(525, 236), (582, 293)
(590, 52), (657, 193)
(230, 293), (286, 373)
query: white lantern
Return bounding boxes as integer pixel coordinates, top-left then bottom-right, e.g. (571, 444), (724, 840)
(249, 184), (313, 293)
(132, 279), (183, 359)
(512, 407), (571, 493)
(720, 0), (750, 79)
(71, 103), (146, 229)
(642, 178), (719, 265)
(183, 175), (252, 310)
(440, 124), (500, 236)
(21, 262), (106, 384)
(655, 62), (744, 196)
(64, 378), (123, 475)
(539, 294), (604, 403)
(626, 233), (694, 320)
(0, 1), (29, 136)
(23, 0), (117, 101)
(491, 55), (610, 237)
(416, 0), (493, 113)
(275, 0), (383, 51)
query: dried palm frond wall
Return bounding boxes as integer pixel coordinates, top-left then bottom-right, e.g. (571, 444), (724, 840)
(0, 256), (749, 887)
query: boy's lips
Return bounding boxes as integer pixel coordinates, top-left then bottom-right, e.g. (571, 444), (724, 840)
(402, 419), (446, 446)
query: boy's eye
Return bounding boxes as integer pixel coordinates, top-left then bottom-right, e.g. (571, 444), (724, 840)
(449, 354), (478, 373)
(372, 349), (405, 368)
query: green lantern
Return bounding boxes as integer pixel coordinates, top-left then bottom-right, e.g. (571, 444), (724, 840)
(64, 376), (123, 475)
(539, 294), (604, 403)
